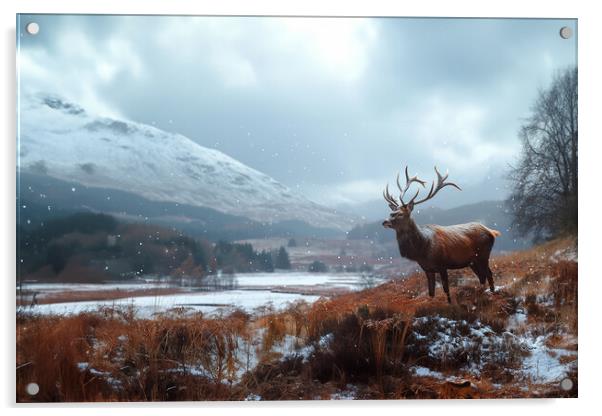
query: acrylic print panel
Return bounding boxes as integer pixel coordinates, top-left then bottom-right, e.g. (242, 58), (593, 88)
(16, 15), (577, 401)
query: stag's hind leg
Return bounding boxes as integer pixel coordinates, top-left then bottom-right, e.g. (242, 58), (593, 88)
(470, 263), (487, 285)
(479, 237), (496, 292)
(484, 263), (495, 292)
(471, 261), (495, 293)
(440, 269), (452, 304)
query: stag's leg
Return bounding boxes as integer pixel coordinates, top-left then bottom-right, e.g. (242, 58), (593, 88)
(473, 260), (495, 292)
(426, 272), (436, 297)
(470, 263), (487, 285)
(484, 263), (495, 292)
(440, 270), (452, 304)
(479, 238), (495, 292)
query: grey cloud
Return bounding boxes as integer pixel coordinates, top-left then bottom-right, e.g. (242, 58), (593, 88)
(18, 15), (577, 210)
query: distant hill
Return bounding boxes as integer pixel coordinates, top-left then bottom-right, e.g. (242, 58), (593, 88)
(347, 200), (531, 252)
(18, 173), (345, 241)
(19, 92), (355, 231)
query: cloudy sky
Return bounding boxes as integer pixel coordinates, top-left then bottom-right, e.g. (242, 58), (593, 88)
(17, 15), (577, 214)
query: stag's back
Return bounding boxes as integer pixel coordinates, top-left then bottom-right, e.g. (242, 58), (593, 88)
(423, 222), (497, 268)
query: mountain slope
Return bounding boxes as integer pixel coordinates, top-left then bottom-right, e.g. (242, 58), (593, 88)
(18, 93), (353, 231)
(17, 173), (345, 240)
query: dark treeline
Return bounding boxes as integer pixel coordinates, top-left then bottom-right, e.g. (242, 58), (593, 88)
(213, 241), (278, 273)
(17, 211), (292, 284)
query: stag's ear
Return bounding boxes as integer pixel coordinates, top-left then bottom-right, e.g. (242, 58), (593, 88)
(407, 201), (415, 213)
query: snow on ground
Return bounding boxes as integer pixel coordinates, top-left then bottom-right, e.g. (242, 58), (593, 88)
(411, 315), (499, 361)
(507, 310), (528, 330)
(273, 332), (333, 364)
(519, 335), (576, 383)
(330, 384), (358, 400)
(551, 247), (578, 263)
(410, 314), (576, 386)
(77, 362), (122, 388)
(244, 394), (262, 401)
(412, 366), (445, 379)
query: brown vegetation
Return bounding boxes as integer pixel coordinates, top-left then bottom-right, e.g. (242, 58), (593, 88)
(16, 238), (577, 402)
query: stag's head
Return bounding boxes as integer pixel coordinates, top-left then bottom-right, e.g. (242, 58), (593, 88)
(382, 166), (461, 230)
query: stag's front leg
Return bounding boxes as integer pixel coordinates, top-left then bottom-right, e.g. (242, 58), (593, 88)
(440, 269), (452, 304)
(426, 272), (436, 298)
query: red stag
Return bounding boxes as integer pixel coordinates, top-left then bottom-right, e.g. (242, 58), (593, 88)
(382, 166), (500, 303)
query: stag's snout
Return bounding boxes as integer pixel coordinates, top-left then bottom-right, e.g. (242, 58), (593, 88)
(382, 219), (393, 228)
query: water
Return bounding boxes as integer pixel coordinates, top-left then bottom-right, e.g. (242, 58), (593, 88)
(19, 272), (386, 317)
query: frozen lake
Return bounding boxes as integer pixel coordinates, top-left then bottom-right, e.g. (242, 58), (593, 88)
(19, 272), (386, 317)
(212, 271), (383, 291)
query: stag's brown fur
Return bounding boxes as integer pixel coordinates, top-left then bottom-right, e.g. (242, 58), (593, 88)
(383, 167), (500, 303)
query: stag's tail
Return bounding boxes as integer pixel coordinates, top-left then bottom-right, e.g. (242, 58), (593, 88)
(485, 227), (501, 238)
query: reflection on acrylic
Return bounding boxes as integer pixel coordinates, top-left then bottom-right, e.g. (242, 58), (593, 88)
(16, 15), (577, 401)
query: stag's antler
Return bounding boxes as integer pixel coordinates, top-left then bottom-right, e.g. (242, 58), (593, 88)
(409, 166), (461, 206)
(396, 166), (427, 205)
(383, 184), (400, 210)
(383, 166), (426, 210)
(383, 165), (461, 211)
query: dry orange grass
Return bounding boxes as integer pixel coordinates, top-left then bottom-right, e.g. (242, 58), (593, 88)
(17, 310), (253, 402)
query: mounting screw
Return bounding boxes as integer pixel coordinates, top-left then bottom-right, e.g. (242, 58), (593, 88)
(26, 382), (39, 396)
(560, 378), (573, 391)
(26, 22), (40, 35)
(559, 26), (572, 39)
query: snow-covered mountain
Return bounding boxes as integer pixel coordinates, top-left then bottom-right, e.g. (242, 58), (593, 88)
(18, 93), (354, 231)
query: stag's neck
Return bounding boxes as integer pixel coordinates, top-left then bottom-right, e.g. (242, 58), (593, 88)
(395, 220), (430, 261)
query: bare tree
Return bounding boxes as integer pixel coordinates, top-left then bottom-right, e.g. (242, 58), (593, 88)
(507, 67), (577, 241)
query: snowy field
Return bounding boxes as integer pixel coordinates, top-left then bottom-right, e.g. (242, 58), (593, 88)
(19, 272), (384, 318)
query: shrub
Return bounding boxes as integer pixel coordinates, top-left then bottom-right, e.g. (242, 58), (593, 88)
(308, 261), (328, 273)
(308, 306), (410, 384)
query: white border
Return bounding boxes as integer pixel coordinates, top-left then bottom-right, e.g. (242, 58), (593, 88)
(2, 1), (600, 415)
